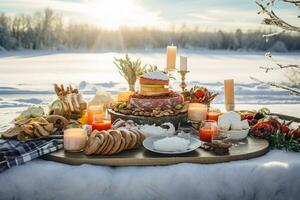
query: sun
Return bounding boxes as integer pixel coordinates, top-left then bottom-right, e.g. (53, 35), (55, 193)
(85, 0), (139, 29)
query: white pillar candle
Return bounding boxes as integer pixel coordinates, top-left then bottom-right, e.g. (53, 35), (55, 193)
(188, 103), (207, 122)
(180, 56), (187, 71)
(64, 128), (87, 152)
(166, 46), (176, 70)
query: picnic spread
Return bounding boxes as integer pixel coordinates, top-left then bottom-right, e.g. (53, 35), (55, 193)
(0, 46), (300, 200)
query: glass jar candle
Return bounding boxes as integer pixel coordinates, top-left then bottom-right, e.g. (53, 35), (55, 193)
(92, 114), (112, 131)
(64, 128), (87, 152)
(199, 120), (218, 143)
(87, 105), (104, 125)
(207, 108), (221, 121)
(188, 103), (208, 122)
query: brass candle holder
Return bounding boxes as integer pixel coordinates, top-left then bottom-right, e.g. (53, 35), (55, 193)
(177, 70), (189, 92)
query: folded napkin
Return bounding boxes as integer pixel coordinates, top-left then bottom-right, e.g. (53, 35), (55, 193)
(0, 139), (63, 173)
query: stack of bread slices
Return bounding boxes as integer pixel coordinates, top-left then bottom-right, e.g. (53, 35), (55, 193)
(84, 129), (145, 155)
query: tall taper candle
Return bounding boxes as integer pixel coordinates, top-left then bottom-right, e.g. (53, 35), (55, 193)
(224, 79), (235, 111)
(166, 46), (176, 70)
(180, 56), (187, 71)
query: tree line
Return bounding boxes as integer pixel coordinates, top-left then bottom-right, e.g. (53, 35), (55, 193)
(0, 9), (299, 52)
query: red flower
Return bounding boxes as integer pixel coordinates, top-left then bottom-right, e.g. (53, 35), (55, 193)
(241, 113), (255, 120)
(194, 88), (205, 98)
(289, 129), (300, 139)
(268, 118), (281, 131)
(247, 119), (258, 126)
(280, 125), (290, 134)
(250, 121), (274, 138)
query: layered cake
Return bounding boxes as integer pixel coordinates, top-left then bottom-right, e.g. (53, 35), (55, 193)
(129, 71), (184, 109)
(139, 71), (169, 96)
(110, 71), (187, 127)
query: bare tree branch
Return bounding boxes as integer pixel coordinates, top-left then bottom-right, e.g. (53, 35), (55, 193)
(259, 52), (300, 72)
(250, 76), (300, 95)
(253, 0), (300, 95)
(260, 64), (300, 72)
(281, 0), (300, 7)
(256, 0), (300, 37)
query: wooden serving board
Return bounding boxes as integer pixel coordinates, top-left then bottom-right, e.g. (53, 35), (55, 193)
(44, 137), (269, 166)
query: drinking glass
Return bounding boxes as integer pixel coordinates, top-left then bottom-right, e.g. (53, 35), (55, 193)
(199, 120), (218, 143)
(87, 105), (103, 125)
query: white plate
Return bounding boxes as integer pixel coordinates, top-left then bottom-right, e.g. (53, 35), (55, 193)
(143, 136), (201, 154)
(222, 129), (249, 141)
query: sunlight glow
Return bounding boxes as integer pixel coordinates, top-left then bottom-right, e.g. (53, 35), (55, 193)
(263, 161), (289, 169)
(84, 0), (161, 29)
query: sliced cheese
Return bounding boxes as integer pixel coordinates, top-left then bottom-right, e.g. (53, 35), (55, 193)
(141, 84), (164, 88)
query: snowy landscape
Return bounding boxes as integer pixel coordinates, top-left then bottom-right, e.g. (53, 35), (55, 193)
(0, 49), (299, 131)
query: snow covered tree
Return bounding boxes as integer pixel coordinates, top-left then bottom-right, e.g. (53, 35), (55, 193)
(252, 0), (300, 95)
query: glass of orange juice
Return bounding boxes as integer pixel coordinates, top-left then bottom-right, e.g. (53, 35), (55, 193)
(87, 106), (104, 125)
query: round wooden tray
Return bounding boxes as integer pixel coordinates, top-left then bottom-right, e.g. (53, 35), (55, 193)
(44, 137), (269, 166)
(108, 109), (187, 128)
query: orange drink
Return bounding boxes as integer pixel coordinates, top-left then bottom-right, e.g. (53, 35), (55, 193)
(87, 106), (104, 125)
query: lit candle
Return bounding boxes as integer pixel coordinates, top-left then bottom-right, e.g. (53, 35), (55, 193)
(92, 120), (112, 131)
(199, 120), (218, 143)
(199, 127), (214, 143)
(64, 128), (87, 152)
(166, 46), (176, 70)
(224, 79), (235, 111)
(180, 56), (187, 71)
(207, 112), (220, 121)
(117, 91), (134, 102)
(188, 103), (207, 121)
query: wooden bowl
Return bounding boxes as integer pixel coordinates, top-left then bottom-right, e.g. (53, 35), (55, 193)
(108, 109), (187, 129)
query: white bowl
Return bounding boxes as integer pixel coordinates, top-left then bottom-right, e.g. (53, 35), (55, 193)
(222, 129), (249, 141)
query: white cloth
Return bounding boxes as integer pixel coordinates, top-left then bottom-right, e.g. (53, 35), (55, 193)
(0, 150), (299, 200)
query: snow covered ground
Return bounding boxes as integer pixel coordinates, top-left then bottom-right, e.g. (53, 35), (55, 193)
(1, 150), (300, 200)
(0, 49), (299, 130)
(0, 50), (300, 200)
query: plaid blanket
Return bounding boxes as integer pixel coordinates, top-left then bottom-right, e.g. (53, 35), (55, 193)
(0, 139), (63, 173)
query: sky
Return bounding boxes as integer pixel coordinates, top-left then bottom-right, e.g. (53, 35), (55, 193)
(0, 0), (299, 30)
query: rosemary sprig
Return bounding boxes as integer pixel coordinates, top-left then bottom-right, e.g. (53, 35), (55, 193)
(267, 131), (300, 152)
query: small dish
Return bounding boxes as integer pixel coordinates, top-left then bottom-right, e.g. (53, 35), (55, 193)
(143, 136), (201, 154)
(222, 129), (249, 141)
